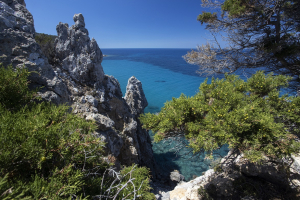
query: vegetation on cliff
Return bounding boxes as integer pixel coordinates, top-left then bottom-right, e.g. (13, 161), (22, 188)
(0, 64), (155, 199)
(140, 71), (300, 163)
(35, 33), (57, 66)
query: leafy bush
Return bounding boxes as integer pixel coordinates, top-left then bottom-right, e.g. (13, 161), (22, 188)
(0, 64), (153, 199)
(140, 71), (300, 163)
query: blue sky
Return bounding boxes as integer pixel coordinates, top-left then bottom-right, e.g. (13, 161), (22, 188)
(25, 0), (223, 48)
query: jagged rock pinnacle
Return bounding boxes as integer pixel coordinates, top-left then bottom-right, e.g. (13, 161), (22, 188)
(73, 13), (85, 28)
(124, 76), (148, 115)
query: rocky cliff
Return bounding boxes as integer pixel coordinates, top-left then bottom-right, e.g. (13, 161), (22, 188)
(0, 0), (69, 104)
(0, 0), (158, 178)
(169, 150), (300, 200)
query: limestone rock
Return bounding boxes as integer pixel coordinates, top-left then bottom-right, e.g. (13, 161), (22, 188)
(135, 121), (158, 177)
(204, 170), (241, 198)
(97, 129), (123, 159)
(0, 0), (32, 33)
(219, 150), (294, 187)
(169, 169), (215, 200)
(292, 154), (300, 174)
(0, 0), (69, 104)
(238, 159), (289, 186)
(124, 76), (148, 115)
(85, 95), (98, 107)
(52, 13), (153, 172)
(105, 75), (122, 99)
(55, 13), (104, 86)
(170, 170), (185, 183)
(169, 149), (300, 200)
(86, 113), (114, 130)
(170, 188), (186, 200)
(150, 181), (173, 200)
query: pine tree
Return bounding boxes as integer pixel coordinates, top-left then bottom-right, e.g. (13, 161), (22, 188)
(140, 71), (300, 163)
(184, 0), (300, 90)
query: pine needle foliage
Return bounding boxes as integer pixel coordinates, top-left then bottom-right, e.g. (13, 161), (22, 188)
(0, 64), (154, 199)
(0, 65), (38, 111)
(186, 0), (300, 90)
(140, 71), (300, 163)
(0, 174), (30, 200)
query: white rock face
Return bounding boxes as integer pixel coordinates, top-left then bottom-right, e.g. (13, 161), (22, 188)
(169, 169), (215, 200)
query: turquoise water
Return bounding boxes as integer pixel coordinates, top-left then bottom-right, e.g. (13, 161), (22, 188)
(102, 48), (211, 114)
(102, 59), (205, 114)
(101, 48), (229, 180)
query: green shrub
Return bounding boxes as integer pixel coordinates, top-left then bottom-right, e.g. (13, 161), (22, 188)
(140, 71), (300, 163)
(0, 64), (153, 199)
(0, 65), (38, 111)
(118, 165), (156, 200)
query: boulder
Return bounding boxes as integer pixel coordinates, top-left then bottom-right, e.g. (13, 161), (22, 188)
(170, 170), (185, 183)
(169, 169), (215, 200)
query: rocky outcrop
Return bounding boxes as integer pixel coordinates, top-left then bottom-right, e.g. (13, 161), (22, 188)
(124, 76), (148, 115)
(169, 169), (214, 200)
(54, 15), (158, 177)
(0, 0), (158, 178)
(169, 151), (300, 200)
(123, 76), (158, 175)
(0, 0), (69, 104)
(54, 13), (104, 87)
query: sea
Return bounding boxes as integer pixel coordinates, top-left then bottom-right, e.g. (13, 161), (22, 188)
(100, 48), (294, 181)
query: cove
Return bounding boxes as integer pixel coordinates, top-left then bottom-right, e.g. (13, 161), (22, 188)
(102, 56), (229, 180)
